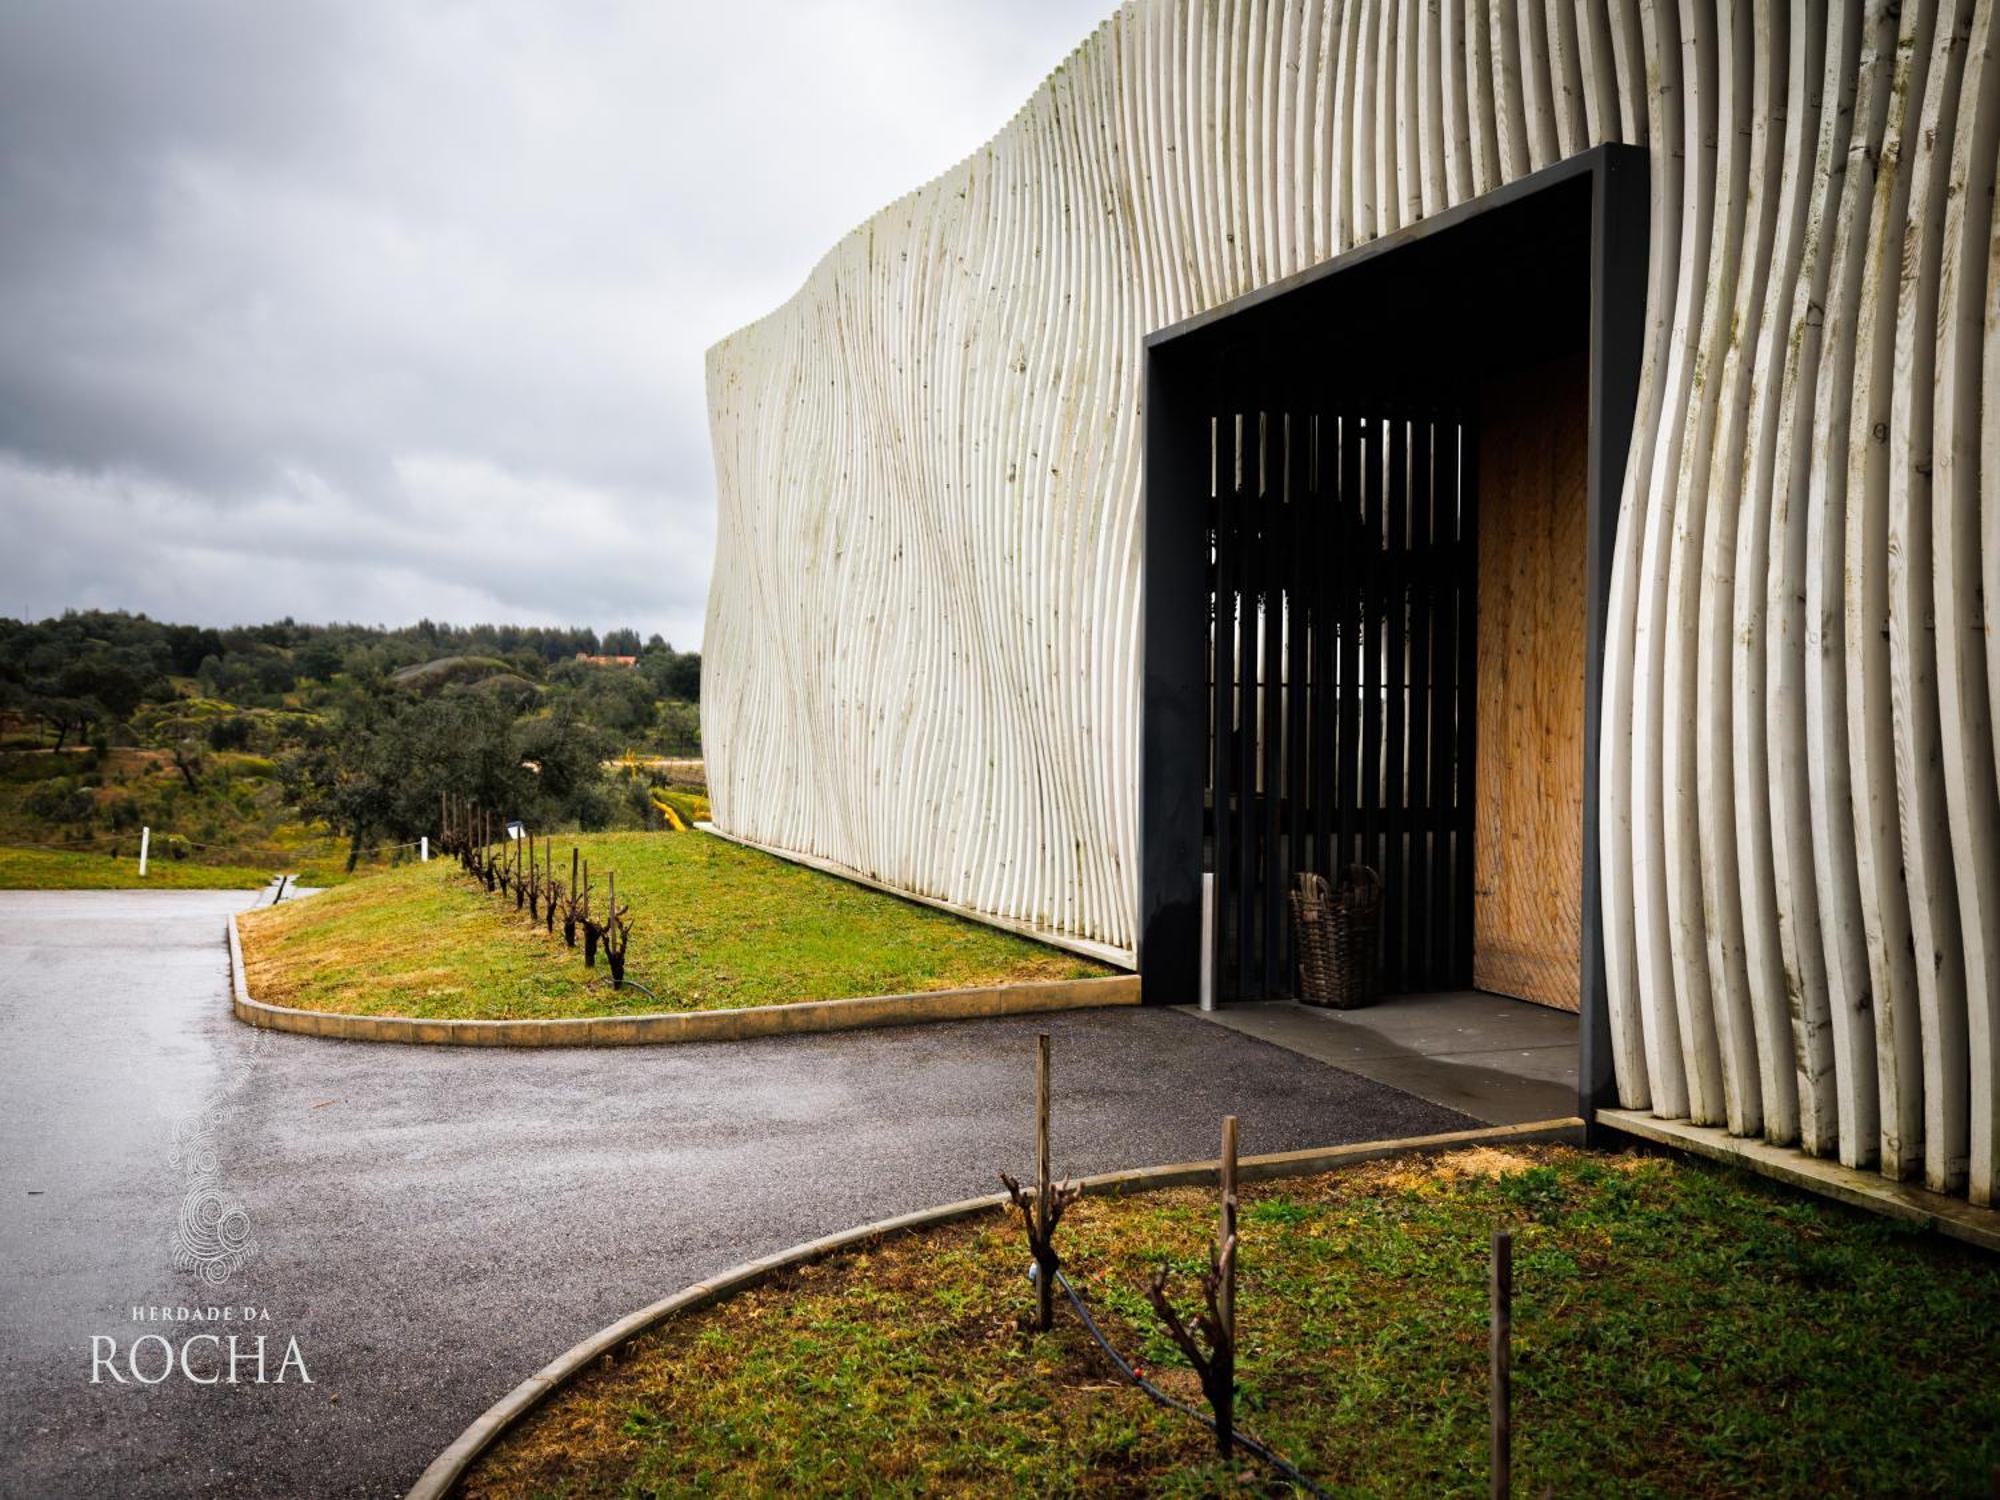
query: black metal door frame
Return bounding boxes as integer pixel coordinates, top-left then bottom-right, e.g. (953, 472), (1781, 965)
(1139, 143), (1648, 1126)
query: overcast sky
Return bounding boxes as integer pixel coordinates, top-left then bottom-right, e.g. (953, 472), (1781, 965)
(0, 0), (1114, 648)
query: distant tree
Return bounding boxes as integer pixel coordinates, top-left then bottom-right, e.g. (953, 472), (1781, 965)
(170, 739), (206, 792)
(164, 625), (225, 676)
(29, 694), (95, 750)
(206, 716), (255, 751)
(561, 664), (655, 736)
(515, 704), (612, 829)
(637, 646), (701, 704)
(59, 655), (148, 721)
(283, 685), (613, 869)
(295, 639), (343, 682)
(663, 651), (700, 703)
(655, 700), (701, 754)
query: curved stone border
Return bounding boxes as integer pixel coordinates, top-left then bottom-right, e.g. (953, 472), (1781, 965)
(406, 1115), (1584, 1499)
(227, 913), (1138, 1047)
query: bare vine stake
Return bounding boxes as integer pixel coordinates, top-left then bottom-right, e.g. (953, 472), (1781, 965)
(1037, 1032), (1052, 1327)
(1144, 1113), (1239, 1459)
(526, 835), (540, 921)
(543, 837), (558, 934)
(563, 846), (580, 947)
(1491, 1226), (1512, 1500)
(1218, 1114), (1238, 1454)
(998, 1032), (1078, 1333)
(603, 869), (633, 988)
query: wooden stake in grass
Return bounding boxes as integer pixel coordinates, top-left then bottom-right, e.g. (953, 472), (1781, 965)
(526, 835), (541, 921)
(999, 1032), (1079, 1333)
(1491, 1226), (1512, 1500)
(1216, 1113), (1237, 1454)
(1038, 1030), (1053, 1328)
(561, 846), (581, 947)
(1146, 1114), (1239, 1458)
(542, 837), (559, 935)
(580, 858), (599, 966)
(601, 869), (633, 988)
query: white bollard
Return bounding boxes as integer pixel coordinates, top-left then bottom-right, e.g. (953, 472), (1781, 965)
(420, 835), (429, 863)
(1198, 870), (1216, 1010)
(138, 826), (150, 878)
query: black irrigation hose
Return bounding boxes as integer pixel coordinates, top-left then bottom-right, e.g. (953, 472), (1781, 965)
(616, 977), (658, 1001)
(1047, 1267), (1332, 1498)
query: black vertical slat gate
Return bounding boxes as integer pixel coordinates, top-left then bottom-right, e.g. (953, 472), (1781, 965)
(1204, 403), (1477, 1002)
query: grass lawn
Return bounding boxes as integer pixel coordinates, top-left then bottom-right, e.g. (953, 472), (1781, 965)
(0, 846), (275, 890)
(237, 830), (1111, 1020)
(465, 1147), (2000, 1498)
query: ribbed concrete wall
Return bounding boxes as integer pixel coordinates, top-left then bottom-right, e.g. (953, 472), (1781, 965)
(705, 0), (2000, 1206)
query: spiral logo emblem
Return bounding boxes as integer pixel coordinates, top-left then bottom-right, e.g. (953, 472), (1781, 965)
(167, 1033), (259, 1285)
(173, 1183), (257, 1286)
(167, 1110), (221, 1178)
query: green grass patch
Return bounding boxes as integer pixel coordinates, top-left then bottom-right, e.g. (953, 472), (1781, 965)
(464, 1147), (2000, 1498)
(237, 830), (1110, 1019)
(0, 846), (274, 890)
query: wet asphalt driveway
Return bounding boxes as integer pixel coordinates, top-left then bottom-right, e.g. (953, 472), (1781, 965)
(0, 890), (1472, 1498)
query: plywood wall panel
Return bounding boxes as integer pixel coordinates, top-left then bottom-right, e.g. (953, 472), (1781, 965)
(1473, 359), (1589, 1011)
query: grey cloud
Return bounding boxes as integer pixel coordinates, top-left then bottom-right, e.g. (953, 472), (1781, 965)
(0, 0), (1116, 641)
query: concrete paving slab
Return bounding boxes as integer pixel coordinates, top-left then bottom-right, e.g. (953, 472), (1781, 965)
(1182, 992), (1579, 1125)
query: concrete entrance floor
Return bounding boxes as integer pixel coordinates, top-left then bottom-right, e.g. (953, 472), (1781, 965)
(1182, 990), (1579, 1125)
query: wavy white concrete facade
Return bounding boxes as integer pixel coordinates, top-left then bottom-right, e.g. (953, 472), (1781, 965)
(705, 0), (2000, 1205)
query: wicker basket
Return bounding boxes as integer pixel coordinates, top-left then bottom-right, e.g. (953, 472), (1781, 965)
(1290, 865), (1384, 1009)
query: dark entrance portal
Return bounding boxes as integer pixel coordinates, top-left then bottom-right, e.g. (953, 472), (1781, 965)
(1140, 145), (1648, 1117)
(1204, 402), (1477, 1004)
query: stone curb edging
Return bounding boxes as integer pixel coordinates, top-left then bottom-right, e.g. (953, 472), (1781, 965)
(227, 913), (1139, 1046)
(405, 1115), (1585, 1499)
